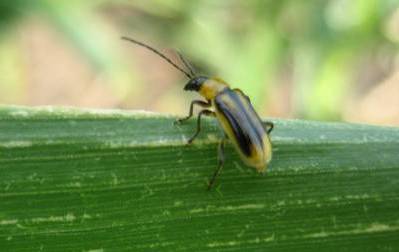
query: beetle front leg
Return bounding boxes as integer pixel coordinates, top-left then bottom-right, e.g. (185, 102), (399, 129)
(175, 100), (211, 125)
(207, 136), (227, 190)
(187, 109), (215, 144)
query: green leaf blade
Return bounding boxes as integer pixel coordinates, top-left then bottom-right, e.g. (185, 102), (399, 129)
(1, 106), (399, 251)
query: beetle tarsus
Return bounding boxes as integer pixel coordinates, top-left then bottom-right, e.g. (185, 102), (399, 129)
(174, 118), (185, 125)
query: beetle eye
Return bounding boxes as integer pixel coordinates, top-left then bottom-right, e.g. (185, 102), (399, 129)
(184, 79), (199, 91)
(184, 76), (208, 91)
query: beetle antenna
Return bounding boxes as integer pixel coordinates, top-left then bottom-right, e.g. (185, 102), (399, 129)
(121, 36), (193, 79)
(176, 51), (196, 77)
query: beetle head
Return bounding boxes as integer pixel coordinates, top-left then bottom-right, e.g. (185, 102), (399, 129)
(184, 76), (209, 92)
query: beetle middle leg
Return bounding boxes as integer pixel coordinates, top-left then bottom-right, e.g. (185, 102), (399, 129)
(187, 109), (215, 144)
(175, 100), (211, 124)
(233, 88), (250, 102)
(207, 136), (227, 190)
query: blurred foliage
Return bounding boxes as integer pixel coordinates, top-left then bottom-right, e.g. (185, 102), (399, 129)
(0, 1), (35, 30)
(0, 0), (398, 121)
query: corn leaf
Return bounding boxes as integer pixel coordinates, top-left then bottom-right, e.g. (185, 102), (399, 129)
(1, 105), (399, 251)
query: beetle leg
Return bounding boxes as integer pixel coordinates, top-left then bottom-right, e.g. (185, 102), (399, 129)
(187, 109), (215, 144)
(233, 88), (250, 102)
(263, 121), (274, 134)
(175, 100), (211, 124)
(207, 136), (227, 190)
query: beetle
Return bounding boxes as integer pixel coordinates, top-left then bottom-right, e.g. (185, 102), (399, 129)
(122, 36), (273, 189)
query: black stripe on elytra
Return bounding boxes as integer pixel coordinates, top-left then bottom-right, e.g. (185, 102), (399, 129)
(215, 89), (260, 157)
(228, 90), (264, 147)
(217, 89), (264, 149)
(218, 103), (252, 156)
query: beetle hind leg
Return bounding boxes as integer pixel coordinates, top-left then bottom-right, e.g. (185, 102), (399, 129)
(262, 121), (274, 134)
(207, 136), (226, 190)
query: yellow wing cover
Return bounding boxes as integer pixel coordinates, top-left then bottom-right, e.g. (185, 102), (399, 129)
(213, 89), (272, 172)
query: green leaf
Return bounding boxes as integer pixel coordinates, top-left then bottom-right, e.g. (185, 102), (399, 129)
(1, 105), (399, 251)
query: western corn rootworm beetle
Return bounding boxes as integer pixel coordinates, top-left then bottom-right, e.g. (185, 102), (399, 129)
(122, 36), (273, 189)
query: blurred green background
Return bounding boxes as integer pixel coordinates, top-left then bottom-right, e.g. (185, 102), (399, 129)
(0, 0), (398, 125)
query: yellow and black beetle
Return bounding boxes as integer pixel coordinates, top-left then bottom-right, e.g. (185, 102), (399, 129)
(122, 37), (273, 189)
